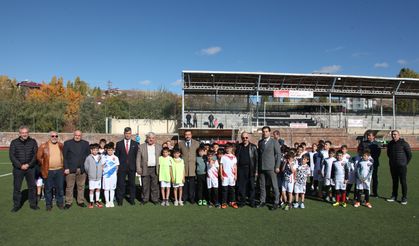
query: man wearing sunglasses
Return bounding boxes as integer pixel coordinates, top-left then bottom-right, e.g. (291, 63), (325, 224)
(37, 131), (64, 211)
(235, 132), (258, 207)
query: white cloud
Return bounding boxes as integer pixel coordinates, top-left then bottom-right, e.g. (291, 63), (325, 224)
(170, 79), (182, 87)
(374, 62), (389, 68)
(313, 65), (342, 74)
(326, 46), (344, 53)
(139, 80), (151, 86)
(200, 46), (222, 56)
(397, 59), (408, 65)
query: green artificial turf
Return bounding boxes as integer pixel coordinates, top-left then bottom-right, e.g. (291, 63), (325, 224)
(0, 151), (418, 245)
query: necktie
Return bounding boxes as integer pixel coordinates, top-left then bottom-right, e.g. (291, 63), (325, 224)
(187, 141), (190, 148)
(125, 141), (129, 154)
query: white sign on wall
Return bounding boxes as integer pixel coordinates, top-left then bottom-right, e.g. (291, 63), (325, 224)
(273, 90), (314, 98)
(347, 119), (364, 127)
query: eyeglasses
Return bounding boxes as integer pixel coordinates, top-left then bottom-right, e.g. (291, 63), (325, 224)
(51, 135), (58, 138)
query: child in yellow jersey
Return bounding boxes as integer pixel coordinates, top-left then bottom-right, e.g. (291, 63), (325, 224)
(159, 147), (173, 206)
(171, 148), (185, 206)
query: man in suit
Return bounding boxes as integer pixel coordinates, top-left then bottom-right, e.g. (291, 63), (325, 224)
(257, 126), (282, 209)
(358, 131), (381, 197)
(136, 132), (162, 205)
(178, 130), (200, 204)
(115, 127), (139, 206)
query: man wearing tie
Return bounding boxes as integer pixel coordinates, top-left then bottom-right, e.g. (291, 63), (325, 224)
(115, 127), (139, 206)
(178, 130), (200, 204)
(257, 126), (282, 210)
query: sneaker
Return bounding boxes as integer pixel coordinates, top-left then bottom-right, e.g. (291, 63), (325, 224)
(105, 202), (110, 208)
(202, 200), (207, 206)
(198, 200), (203, 206)
(165, 200), (170, 207)
(332, 197), (336, 203)
(354, 202), (360, 208)
(88, 202), (94, 209)
(387, 197), (396, 202)
(179, 201), (184, 206)
(110, 202), (115, 208)
(174, 200), (179, 206)
(401, 198), (408, 205)
(95, 201), (103, 208)
(341, 202), (347, 208)
(299, 203), (305, 209)
(325, 196), (331, 202)
(230, 202), (238, 209)
(215, 203), (221, 208)
(284, 204), (290, 211)
(221, 203), (227, 209)
(293, 203), (299, 208)
(332, 202), (340, 207)
(365, 202), (372, 208)
(161, 201), (166, 206)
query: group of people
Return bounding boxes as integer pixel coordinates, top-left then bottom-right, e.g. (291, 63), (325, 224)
(185, 113), (224, 129)
(9, 126), (412, 212)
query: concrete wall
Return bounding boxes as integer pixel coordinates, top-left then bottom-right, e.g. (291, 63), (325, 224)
(109, 118), (177, 141)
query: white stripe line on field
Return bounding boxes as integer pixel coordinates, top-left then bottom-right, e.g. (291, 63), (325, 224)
(0, 173), (12, 177)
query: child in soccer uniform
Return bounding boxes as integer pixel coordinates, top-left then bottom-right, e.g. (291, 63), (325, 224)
(84, 143), (103, 208)
(341, 145), (351, 163)
(172, 148), (185, 206)
(282, 153), (297, 211)
(294, 154), (311, 208)
(220, 144), (238, 209)
(332, 151), (349, 207)
(308, 143), (317, 192)
(321, 148), (336, 202)
(355, 150), (374, 208)
(101, 142), (119, 208)
(206, 151), (220, 208)
(196, 147), (208, 206)
(159, 147), (173, 206)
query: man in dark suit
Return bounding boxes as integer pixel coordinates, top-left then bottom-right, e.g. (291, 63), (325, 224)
(115, 127), (139, 205)
(178, 130), (200, 204)
(257, 126), (281, 209)
(136, 132), (162, 204)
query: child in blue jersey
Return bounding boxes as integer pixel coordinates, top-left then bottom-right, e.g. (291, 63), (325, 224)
(321, 148), (336, 202)
(101, 142), (119, 208)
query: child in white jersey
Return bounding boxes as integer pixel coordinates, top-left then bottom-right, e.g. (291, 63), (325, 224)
(220, 144), (238, 209)
(321, 148), (336, 202)
(355, 150), (374, 208)
(101, 142), (119, 208)
(282, 153), (297, 211)
(206, 151), (220, 208)
(294, 154), (310, 208)
(332, 151), (349, 207)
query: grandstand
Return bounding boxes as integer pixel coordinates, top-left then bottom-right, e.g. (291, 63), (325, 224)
(181, 70), (419, 140)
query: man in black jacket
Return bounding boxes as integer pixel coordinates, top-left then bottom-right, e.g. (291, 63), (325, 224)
(235, 132), (258, 207)
(115, 127), (139, 205)
(63, 130), (90, 209)
(386, 130), (412, 205)
(9, 126), (39, 212)
(359, 131), (381, 197)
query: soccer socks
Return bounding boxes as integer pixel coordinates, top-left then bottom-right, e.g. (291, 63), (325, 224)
(342, 191), (347, 202)
(364, 189), (370, 202)
(89, 193), (94, 203)
(104, 190), (110, 203)
(110, 190), (115, 203)
(95, 191), (100, 202)
(336, 194), (341, 203)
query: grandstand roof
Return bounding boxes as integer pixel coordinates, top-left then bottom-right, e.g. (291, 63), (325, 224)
(182, 70), (419, 98)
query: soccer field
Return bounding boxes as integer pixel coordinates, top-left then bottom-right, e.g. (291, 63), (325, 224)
(0, 150), (418, 246)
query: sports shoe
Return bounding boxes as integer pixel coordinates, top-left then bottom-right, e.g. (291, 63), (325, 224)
(221, 203), (227, 209)
(284, 204), (290, 211)
(179, 200), (184, 206)
(365, 202), (372, 208)
(165, 200), (170, 207)
(354, 202), (360, 208)
(325, 196), (331, 202)
(174, 200), (179, 206)
(387, 197), (396, 202)
(401, 198), (408, 205)
(293, 202), (299, 208)
(230, 202), (238, 209)
(95, 201), (103, 208)
(202, 200), (207, 206)
(341, 202), (347, 208)
(88, 202), (94, 209)
(110, 202), (115, 208)
(198, 200), (203, 206)
(332, 202), (340, 207)
(161, 201), (166, 206)
(299, 203), (305, 209)
(105, 202), (110, 208)
(332, 197), (336, 203)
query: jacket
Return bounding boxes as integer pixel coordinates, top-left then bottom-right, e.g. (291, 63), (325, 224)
(84, 154), (103, 181)
(36, 141), (64, 178)
(136, 143), (162, 176)
(115, 139), (139, 172)
(178, 139), (200, 177)
(387, 138), (412, 167)
(359, 140), (381, 165)
(63, 139), (90, 173)
(235, 142), (258, 176)
(9, 137), (38, 169)
(258, 137), (282, 171)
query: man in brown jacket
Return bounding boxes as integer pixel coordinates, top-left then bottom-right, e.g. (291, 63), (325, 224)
(178, 130), (200, 204)
(36, 131), (65, 211)
(136, 132), (162, 205)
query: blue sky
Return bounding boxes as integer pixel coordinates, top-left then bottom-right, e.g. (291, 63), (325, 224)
(1, 0), (418, 93)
